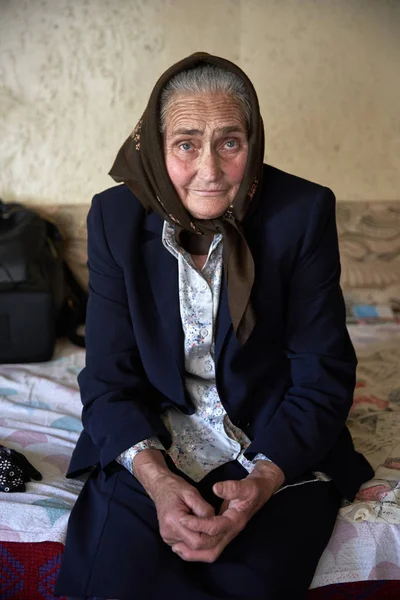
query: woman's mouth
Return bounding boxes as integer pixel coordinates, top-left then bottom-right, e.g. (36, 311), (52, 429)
(190, 189), (228, 196)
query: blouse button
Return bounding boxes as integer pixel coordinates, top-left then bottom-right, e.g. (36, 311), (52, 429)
(201, 329), (209, 338)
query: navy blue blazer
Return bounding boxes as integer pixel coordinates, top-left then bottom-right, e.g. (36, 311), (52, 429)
(68, 164), (373, 501)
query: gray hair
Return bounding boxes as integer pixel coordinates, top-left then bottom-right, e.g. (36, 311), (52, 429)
(159, 64), (251, 133)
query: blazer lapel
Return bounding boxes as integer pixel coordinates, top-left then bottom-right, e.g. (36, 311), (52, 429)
(215, 274), (232, 367)
(215, 209), (262, 364)
(141, 213), (184, 376)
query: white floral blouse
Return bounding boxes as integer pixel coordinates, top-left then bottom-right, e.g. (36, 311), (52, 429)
(116, 221), (270, 482)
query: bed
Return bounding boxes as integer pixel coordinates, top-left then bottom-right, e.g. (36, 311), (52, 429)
(1, 200), (399, 599)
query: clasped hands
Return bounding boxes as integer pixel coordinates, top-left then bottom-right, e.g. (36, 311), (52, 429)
(152, 462), (284, 563)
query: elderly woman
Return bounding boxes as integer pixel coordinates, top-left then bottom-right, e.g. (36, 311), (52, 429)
(56, 53), (373, 600)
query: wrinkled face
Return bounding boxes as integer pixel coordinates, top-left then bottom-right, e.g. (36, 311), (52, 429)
(163, 92), (248, 220)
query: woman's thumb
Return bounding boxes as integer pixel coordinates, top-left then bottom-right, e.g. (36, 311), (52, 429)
(213, 480), (247, 500)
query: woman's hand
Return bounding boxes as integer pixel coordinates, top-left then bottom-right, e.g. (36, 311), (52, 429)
(131, 449), (223, 552)
(172, 461), (285, 563)
(151, 472), (224, 551)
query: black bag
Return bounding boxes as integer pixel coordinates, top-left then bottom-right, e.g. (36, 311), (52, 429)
(0, 200), (86, 363)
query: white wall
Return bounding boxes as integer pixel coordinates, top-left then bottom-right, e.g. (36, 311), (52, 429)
(0, 0), (399, 205)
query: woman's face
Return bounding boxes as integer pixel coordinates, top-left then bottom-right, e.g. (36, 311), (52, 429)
(164, 92), (248, 220)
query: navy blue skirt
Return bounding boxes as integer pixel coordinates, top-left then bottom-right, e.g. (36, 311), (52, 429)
(57, 459), (342, 600)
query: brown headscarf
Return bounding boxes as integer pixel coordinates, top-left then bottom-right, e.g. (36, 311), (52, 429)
(109, 52), (265, 344)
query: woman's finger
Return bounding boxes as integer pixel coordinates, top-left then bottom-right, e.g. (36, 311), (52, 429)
(180, 514), (233, 536)
(175, 521), (224, 551)
(172, 540), (221, 562)
(172, 532), (234, 563)
(165, 506), (222, 550)
(183, 489), (215, 518)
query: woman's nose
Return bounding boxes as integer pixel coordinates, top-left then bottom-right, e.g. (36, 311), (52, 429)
(198, 148), (221, 181)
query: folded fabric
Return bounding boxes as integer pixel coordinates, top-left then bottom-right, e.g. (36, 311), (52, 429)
(0, 444), (42, 492)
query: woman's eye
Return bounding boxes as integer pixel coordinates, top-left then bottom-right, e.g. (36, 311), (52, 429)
(224, 139), (238, 149)
(179, 142), (193, 151)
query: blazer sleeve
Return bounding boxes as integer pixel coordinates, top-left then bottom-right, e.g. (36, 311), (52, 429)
(244, 187), (357, 483)
(76, 195), (171, 471)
